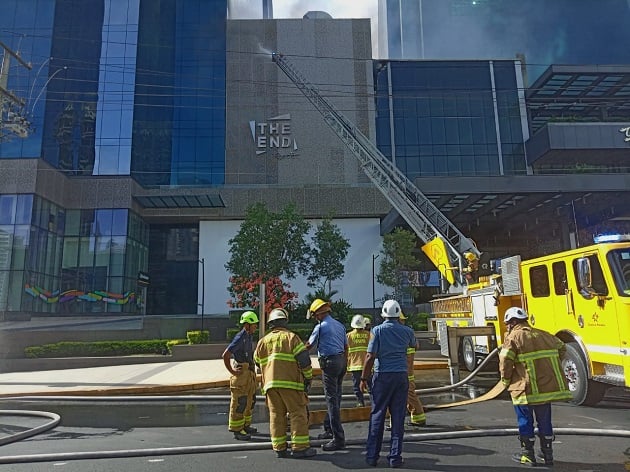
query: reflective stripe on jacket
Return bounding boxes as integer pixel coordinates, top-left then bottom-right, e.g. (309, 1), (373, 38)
(346, 329), (370, 371)
(254, 327), (312, 394)
(499, 323), (572, 405)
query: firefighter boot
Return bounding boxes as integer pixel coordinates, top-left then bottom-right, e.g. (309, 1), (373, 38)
(537, 435), (554, 466)
(512, 436), (537, 466)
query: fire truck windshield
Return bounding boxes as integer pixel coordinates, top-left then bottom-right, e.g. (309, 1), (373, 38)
(607, 249), (630, 296)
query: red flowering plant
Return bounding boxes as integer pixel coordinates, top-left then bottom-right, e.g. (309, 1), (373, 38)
(227, 273), (298, 314)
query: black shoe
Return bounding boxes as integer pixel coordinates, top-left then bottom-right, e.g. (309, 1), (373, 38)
(233, 430), (251, 441)
(322, 440), (345, 451)
(292, 447), (317, 458)
(366, 458), (378, 467)
(317, 431), (333, 440)
(244, 425), (258, 434)
(390, 459), (405, 468)
(407, 421), (426, 427)
(276, 449), (289, 458)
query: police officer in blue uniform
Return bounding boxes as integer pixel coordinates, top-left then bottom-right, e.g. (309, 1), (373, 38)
(360, 299), (416, 468)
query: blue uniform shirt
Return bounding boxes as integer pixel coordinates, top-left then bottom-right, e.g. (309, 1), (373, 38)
(367, 319), (415, 373)
(307, 314), (348, 357)
(226, 328), (254, 364)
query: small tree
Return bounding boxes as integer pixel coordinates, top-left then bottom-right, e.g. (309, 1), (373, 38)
(377, 227), (421, 301)
(225, 202), (311, 280)
(227, 273), (298, 314)
(225, 202), (310, 311)
(307, 218), (350, 292)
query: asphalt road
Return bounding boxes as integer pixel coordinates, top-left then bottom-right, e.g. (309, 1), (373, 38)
(0, 386), (629, 472)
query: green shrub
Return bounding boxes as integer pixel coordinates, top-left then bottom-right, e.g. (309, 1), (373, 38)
(24, 339), (172, 358)
(186, 330), (210, 344)
(166, 339), (188, 353)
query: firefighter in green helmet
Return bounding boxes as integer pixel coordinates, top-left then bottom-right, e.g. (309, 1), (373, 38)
(222, 310), (259, 441)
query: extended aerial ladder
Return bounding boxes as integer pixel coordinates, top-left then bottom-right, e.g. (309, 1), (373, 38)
(272, 52), (481, 288)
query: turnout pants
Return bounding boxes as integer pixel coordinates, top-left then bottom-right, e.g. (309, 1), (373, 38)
(266, 388), (311, 452)
(407, 374), (426, 424)
(228, 362), (256, 432)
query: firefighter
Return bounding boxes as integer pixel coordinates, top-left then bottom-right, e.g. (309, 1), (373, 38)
(360, 299), (416, 468)
(499, 306), (572, 466)
(222, 310), (259, 441)
(399, 312), (426, 427)
(254, 308), (316, 459)
(347, 314), (370, 407)
(305, 298), (348, 451)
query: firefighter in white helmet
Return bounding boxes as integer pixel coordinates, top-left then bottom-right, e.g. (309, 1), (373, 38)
(254, 308), (316, 459)
(360, 299), (416, 468)
(222, 310), (259, 441)
(346, 314), (370, 407)
(499, 306), (572, 466)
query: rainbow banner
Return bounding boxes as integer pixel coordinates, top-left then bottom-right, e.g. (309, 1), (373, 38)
(25, 284), (135, 305)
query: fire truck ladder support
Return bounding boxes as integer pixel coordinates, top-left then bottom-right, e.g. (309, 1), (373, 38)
(271, 53), (480, 285)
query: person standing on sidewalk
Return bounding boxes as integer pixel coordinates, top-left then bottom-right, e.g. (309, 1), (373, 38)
(346, 314), (370, 407)
(360, 299), (416, 468)
(499, 306), (572, 466)
(305, 298), (348, 451)
(222, 310), (259, 441)
(254, 308), (316, 459)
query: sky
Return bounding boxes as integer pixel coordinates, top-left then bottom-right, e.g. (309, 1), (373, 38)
(228, 0), (380, 55)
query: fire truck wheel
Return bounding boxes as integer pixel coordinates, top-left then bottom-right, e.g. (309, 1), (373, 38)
(563, 342), (607, 406)
(460, 336), (477, 372)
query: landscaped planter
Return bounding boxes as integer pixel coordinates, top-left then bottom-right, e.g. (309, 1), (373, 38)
(171, 343), (224, 361)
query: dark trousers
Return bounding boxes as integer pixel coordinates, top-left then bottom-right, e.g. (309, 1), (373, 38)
(350, 370), (365, 405)
(366, 371), (408, 466)
(514, 403), (553, 437)
(321, 354), (346, 443)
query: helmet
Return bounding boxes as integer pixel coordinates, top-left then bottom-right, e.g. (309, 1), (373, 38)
(504, 307), (528, 323)
(382, 299), (402, 318)
(307, 298), (331, 319)
(363, 315), (372, 326)
(268, 308), (289, 322)
(350, 314), (366, 329)
(399, 311), (407, 320)
(239, 311), (259, 325)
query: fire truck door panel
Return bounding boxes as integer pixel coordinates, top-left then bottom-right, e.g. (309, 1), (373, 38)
(569, 254), (622, 368)
(470, 294), (495, 351)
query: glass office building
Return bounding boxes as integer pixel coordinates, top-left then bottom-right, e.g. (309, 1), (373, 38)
(379, 0), (630, 82)
(0, 0), (226, 314)
(374, 60), (528, 178)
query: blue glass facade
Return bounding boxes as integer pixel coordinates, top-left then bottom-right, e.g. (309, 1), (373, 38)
(0, 0), (225, 314)
(374, 60), (527, 177)
(381, 0), (630, 81)
(131, 0), (226, 186)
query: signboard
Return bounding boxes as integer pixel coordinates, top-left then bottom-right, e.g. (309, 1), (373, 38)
(137, 271), (150, 287)
(422, 237), (455, 285)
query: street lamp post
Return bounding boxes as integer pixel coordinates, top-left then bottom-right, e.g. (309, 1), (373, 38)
(372, 253), (380, 309)
(198, 258), (205, 338)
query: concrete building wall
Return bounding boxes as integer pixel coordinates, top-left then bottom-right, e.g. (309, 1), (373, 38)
(226, 19), (375, 187)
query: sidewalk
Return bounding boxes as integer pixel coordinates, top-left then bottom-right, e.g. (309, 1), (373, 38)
(0, 355), (447, 397)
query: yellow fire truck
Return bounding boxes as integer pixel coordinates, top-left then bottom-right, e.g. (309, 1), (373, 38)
(429, 234), (630, 405)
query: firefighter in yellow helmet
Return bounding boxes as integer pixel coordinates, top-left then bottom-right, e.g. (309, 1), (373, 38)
(346, 314), (370, 406)
(254, 308), (316, 459)
(222, 310), (259, 440)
